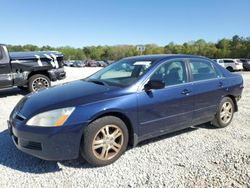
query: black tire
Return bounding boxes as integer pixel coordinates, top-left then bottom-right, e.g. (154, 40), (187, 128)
(28, 74), (51, 92)
(226, 67), (234, 72)
(211, 97), (235, 128)
(80, 116), (128, 167)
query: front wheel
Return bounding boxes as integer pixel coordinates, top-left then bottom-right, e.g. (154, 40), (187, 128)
(211, 97), (235, 128)
(28, 74), (51, 92)
(80, 116), (128, 166)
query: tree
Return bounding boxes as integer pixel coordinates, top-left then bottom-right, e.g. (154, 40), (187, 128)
(6, 35), (250, 60)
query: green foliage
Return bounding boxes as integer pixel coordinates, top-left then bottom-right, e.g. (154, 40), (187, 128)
(6, 35), (250, 60)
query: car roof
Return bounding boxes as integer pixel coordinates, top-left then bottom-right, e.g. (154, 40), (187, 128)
(219, 58), (235, 60)
(123, 54), (209, 63)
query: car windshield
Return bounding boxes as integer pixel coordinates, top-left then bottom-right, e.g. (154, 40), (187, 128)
(86, 59), (153, 87)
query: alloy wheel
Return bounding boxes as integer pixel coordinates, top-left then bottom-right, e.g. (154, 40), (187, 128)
(220, 102), (233, 124)
(92, 124), (124, 160)
(32, 77), (49, 91)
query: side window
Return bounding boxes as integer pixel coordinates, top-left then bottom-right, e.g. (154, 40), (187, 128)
(150, 60), (187, 86)
(189, 59), (221, 81)
(224, 60), (234, 63)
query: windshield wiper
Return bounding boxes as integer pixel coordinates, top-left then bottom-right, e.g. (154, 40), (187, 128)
(87, 79), (109, 86)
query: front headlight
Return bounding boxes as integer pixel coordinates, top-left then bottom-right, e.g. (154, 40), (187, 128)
(26, 107), (75, 127)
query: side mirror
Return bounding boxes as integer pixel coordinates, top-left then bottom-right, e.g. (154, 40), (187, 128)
(144, 80), (165, 91)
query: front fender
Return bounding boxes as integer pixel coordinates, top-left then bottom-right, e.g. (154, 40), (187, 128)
(66, 93), (138, 137)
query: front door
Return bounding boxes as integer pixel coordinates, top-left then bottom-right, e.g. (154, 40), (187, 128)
(137, 59), (194, 138)
(0, 45), (12, 88)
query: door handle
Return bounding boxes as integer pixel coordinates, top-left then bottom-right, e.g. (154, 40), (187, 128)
(181, 89), (191, 95)
(0, 64), (6, 68)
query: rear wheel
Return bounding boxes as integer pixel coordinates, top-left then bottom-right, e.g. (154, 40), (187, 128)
(80, 116), (128, 166)
(226, 67), (234, 72)
(28, 74), (51, 92)
(211, 97), (235, 128)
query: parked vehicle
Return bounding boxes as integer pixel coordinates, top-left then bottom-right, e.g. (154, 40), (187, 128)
(86, 60), (98, 67)
(70, 60), (86, 67)
(96, 61), (108, 67)
(64, 61), (74, 67)
(240, 58), (250, 71)
(214, 58), (243, 72)
(0, 44), (65, 92)
(8, 55), (243, 166)
(105, 60), (114, 65)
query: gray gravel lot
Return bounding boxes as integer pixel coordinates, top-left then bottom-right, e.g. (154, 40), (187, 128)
(0, 67), (249, 187)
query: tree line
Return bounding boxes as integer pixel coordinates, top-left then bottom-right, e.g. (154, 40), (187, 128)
(7, 35), (250, 61)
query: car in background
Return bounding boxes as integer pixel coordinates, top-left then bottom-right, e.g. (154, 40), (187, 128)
(8, 54), (243, 166)
(86, 60), (98, 67)
(240, 58), (250, 71)
(96, 61), (108, 67)
(105, 60), (115, 65)
(214, 59), (243, 72)
(64, 60), (86, 67)
(73, 61), (86, 67)
(0, 44), (65, 92)
(64, 61), (74, 67)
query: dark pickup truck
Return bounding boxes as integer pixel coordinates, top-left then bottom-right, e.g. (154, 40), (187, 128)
(0, 44), (66, 92)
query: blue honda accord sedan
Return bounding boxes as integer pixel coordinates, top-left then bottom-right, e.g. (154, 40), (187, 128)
(8, 55), (243, 166)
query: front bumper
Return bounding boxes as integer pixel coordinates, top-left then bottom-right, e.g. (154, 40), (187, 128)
(8, 120), (85, 161)
(48, 68), (66, 81)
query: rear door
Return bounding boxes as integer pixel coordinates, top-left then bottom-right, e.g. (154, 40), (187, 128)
(137, 59), (194, 138)
(187, 58), (225, 125)
(0, 46), (12, 88)
(223, 59), (235, 71)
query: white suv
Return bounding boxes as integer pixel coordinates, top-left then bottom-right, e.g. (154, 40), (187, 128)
(214, 59), (243, 72)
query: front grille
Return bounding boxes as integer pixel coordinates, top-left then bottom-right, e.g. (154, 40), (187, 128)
(19, 139), (42, 150)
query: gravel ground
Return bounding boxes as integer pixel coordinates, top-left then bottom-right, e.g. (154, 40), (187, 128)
(0, 67), (249, 188)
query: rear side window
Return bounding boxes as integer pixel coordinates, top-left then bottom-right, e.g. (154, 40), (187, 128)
(224, 60), (234, 63)
(189, 59), (221, 81)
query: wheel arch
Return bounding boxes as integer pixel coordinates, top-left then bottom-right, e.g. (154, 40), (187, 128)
(28, 70), (51, 80)
(225, 94), (238, 112)
(88, 111), (137, 147)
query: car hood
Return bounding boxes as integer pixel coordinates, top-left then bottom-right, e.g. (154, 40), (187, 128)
(15, 80), (118, 118)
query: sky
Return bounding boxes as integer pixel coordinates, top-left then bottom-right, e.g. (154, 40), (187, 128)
(0, 0), (249, 47)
